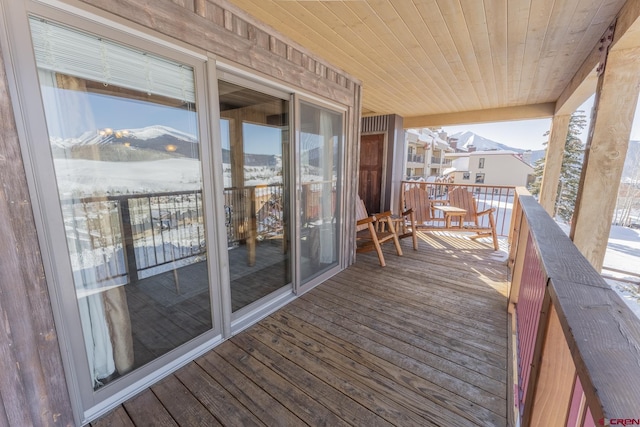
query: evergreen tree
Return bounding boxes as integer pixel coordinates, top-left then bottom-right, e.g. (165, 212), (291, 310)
(528, 111), (587, 222)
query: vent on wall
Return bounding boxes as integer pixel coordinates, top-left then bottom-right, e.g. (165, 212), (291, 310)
(361, 115), (390, 133)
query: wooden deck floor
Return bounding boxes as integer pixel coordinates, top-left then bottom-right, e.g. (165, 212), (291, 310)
(92, 232), (509, 426)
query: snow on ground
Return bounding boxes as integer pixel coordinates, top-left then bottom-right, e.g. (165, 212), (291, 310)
(602, 225), (640, 319)
(557, 221), (640, 318)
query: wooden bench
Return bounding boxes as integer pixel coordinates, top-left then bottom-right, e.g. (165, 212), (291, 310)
(403, 186), (499, 250)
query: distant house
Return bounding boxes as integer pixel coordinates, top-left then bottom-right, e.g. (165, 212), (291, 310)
(444, 151), (534, 187)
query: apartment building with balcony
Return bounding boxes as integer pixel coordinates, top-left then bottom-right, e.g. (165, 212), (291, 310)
(405, 128), (453, 179)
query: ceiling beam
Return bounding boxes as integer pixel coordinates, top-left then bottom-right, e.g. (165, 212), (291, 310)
(556, 0), (640, 114)
(403, 103), (555, 129)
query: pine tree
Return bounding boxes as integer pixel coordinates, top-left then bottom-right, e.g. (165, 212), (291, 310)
(528, 111), (587, 222)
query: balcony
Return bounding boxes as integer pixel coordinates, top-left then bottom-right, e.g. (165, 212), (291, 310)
(91, 184), (640, 426)
(430, 157), (452, 166)
(92, 231), (509, 426)
(407, 154), (424, 164)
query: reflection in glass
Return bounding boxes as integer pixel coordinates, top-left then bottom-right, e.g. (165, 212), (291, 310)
(299, 102), (343, 283)
(218, 81), (291, 312)
(31, 18), (212, 389)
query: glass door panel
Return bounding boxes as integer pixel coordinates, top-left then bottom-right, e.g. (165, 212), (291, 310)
(299, 101), (343, 284)
(30, 18), (213, 390)
(218, 80), (291, 312)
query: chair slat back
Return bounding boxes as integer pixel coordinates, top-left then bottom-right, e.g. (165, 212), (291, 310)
(404, 187), (432, 223)
(448, 187), (478, 224)
(356, 197), (369, 232)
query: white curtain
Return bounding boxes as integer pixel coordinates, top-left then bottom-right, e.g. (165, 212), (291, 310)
(319, 110), (336, 264)
(38, 68), (118, 387)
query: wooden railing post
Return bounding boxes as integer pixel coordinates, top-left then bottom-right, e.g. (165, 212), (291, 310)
(118, 198), (138, 283)
(508, 208), (529, 305)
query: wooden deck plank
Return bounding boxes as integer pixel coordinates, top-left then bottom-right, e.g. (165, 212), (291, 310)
(90, 406), (134, 427)
(173, 363), (265, 427)
(280, 297), (506, 390)
(214, 340), (351, 427)
(260, 311), (506, 425)
(328, 269), (508, 345)
(231, 332), (394, 426)
(281, 298), (506, 384)
(92, 237), (508, 426)
(285, 295), (506, 416)
(122, 389), (178, 427)
(196, 351), (303, 427)
(307, 283), (505, 361)
(150, 375), (223, 427)
(245, 323), (452, 426)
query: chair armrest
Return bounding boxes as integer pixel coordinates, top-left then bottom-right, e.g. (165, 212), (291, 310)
(401, 208), (414, 217)
(477, 207), (496, 217)
(375, 211), (393, 220)
(357, 216), (375, 226)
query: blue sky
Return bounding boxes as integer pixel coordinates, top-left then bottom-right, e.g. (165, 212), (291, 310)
(442, 96), (598, 151)
(442, 94), (640, 151)
(68, 86), (640, 153)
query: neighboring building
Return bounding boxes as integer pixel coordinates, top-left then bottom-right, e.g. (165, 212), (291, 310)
(444, 151), (535, 187)
(405, 128), (453, 179)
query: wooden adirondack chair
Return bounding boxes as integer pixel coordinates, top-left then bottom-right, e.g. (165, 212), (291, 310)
(402, 186), (447, 226)
(355, 197), (402, 267)
(447, 187), (499, 250)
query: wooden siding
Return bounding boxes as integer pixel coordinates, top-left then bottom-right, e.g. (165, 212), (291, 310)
(0, 41), (74, 426)
(79, 0), (359, 107)
(93, 234), (509, 426)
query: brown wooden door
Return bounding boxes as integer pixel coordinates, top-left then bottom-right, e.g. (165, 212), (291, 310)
(359, 133), (384, 214)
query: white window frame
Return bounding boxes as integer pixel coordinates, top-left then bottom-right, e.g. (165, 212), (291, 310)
(1, 2), (223, 424)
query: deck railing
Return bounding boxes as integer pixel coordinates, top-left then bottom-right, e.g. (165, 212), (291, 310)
(62, 184), (290, 285)
(508, 187), (640, 426)
(61, 182), (338, 285)
(400, 180), (516, 236)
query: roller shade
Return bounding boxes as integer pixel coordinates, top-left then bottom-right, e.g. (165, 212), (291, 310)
(29, 17), (196, 103)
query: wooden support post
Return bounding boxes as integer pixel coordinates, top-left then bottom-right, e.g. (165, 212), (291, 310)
(571, 47), (640, 271)
(539, 114), (570, 216)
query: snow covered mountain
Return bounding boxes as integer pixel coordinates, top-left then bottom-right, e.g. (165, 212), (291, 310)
(449, 130), (546, 165)
(450, 131), (520, 152)
(51, 125), (201, 161)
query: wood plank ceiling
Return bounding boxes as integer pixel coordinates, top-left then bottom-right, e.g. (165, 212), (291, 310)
(225, 0), (626, 124)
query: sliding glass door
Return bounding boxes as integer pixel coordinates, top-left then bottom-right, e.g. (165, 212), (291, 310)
(298, 100), (344, 289)
(29, 17), (216, 393)
(217, 80), (292, 314)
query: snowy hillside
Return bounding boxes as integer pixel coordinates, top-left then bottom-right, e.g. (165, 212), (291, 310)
(51, 125), (198, 149)
(450, 131), (522, 152)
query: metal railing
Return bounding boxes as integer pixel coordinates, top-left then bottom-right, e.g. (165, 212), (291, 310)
(406, 154), (424, 163)
(429, 156), (451, 165)
(62, 184), (291, 286)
